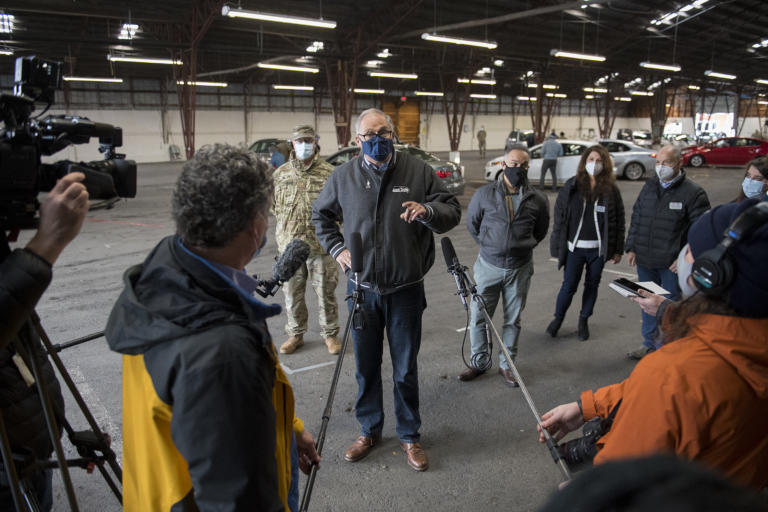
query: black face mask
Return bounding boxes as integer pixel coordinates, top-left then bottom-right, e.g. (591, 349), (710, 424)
(503, 165), (526, 188)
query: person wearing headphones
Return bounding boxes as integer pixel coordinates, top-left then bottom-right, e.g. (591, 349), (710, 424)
(537, 199), (768, 489)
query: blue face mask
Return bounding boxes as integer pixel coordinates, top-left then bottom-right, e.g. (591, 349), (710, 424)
(361, 135), (394, 163)
(252, 234), (267, 260)
(742, 177), (765, 198)
(294, 142), (315, 161)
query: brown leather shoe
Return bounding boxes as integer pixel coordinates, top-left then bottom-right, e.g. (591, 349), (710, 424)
(325, 336), (341, 355)
(400, 441), (429, 472)
(458, 367), (485, 382)
(344, 435), (381, 462)
(498, 367), (519, 387)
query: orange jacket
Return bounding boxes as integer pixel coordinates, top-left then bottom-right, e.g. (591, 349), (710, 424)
(581, 314), (768, 488)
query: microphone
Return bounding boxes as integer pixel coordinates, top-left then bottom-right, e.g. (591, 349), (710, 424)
(441, 237), (468, 310)
(255, 239), (310, 297)
(349, 232), (363, 273)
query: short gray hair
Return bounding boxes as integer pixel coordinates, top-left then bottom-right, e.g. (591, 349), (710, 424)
(661, 144), (682, 163)
(172, 143), (273, 247)
(355, 108), (395, 135)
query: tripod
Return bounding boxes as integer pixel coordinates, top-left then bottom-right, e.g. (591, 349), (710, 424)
(0, 316), (122, 511)
(299, 238), (365, 512)
(447, 259), (573, 482)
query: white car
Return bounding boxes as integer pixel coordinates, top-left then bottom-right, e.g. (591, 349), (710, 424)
(484, 139), (654, 183)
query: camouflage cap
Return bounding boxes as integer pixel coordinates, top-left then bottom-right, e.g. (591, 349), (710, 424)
(291, 124), (317, 140)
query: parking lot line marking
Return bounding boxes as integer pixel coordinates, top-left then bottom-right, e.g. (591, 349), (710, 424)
(456, 327), (468, 332)
(603, 268), (637, 278)
(281, 361), (336, 375)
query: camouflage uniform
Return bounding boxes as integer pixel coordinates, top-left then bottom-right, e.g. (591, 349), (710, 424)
(274, 148), (339, 338)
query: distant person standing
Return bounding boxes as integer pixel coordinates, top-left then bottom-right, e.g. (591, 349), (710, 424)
(269, 144), (286, 169)
(477, 126), (487, 159)
(540, 133), (563, 191)
(274, 125), (341, 356)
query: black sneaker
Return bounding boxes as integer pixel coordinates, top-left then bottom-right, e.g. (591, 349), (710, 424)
(627, 345), (655, 360)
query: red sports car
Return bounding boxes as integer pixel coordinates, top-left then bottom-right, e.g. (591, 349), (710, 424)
(682, 137), (768, 167)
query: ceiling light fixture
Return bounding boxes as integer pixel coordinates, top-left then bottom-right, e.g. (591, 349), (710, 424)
(0, 50), (13, 56)
(585, 95), (595, 99)
(353, 88), (385, 94)
(0, 14), (14, 34)
(470, 93), (497, 99)
(640, 61), (681, 72)
(754, 79), (768, 85)
(516, 96), (537, 101)
(273, 85), (314, 91)
(583, 87), (608, 93)
(108, 55), (182, 65)
(306, 41), (324, 53)
(546, 93), (567, 98)
(493, 59), (504, 67)
(688, 84), (701, 90)
(421, 33), (497, 50)
(63, 76), (124, 83)
(704, 69), (736, 80)
(119, 23), (139, 40)
(527, 83), (558, 89)
(630, 91), (654, 96)
(614, 96), (632, 102)
(257, 62), (319, 73)
(368, 71), (418, 79)
(550, 49), (606, 62)
(177, 80), (228, 87)
(758, 100), (768, 105)
(221, 6), (336, 29)
(414, 91), (444, 96)
(377, 48), (392, 58)
(457, 78), (496, 85)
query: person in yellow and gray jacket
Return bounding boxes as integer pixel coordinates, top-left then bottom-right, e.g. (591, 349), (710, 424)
(106, 144), (319, 511)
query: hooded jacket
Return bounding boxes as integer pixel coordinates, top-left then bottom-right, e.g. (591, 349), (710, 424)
(106, 236), (301, 512)
(580, 314), (768, 489)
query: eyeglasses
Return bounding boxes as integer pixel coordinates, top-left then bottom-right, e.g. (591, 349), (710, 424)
(358, 129), (393, 141)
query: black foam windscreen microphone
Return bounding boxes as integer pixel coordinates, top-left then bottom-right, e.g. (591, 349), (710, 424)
(441, 237), (468, 309)
(349, 232), (363, 273)
(255, 239), (310, 297)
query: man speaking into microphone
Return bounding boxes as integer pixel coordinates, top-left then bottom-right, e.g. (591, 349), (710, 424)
(312, 108), (460, 472)
(460, 144), (549, 385)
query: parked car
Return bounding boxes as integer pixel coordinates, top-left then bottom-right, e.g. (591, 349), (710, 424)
(505, 129), (534, 149)
(483, 139), (653, 183)
(632, 130), (653, 148)
(664, 133), (696, 147)
(325, 144), (465, 196)
(248, 137), (290, 164)
(682, 137), (768, 167)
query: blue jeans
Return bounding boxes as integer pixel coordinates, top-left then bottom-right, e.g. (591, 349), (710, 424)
(470, 256), (533, 367)
(554, 248), (605, 320)
(637, 265), (681, 349)
(541, 159), (558, 190)
(347, 281), (426, 442)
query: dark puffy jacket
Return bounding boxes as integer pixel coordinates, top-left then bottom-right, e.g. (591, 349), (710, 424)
(0, 239), (64, 463)
(550, 177), (626, 269)
(467, 181), (549, 268)
(625, 172), (710, 268)
(312, 152), (461, 295)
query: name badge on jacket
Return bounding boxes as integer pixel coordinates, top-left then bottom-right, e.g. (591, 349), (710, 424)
(669, 202), (683, 210)
(595, 205), (606, 213)
(392, 186), (410, 193)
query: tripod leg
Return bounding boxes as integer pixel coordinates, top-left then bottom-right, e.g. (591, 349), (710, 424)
(0, 411), (27, 511)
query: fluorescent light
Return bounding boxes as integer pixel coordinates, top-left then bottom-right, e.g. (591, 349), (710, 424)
(494, 59), (504, 67)
(640, 61), (681, 72)
(306, 41), (324, 53)
(583, 87), (608, 93)
(377, 48), (392, 58)
(471, 93), (497, 99)
(630, 90), (654, 96)
(273, 85), (314, 91)
(527, 83), (558, 89)
(758, 100), (768, 105)
(421, 33), (497, 50)
(414, 91), (444, 96)
(177, 80), (228, 87)
(0, 50), (12, 56)
(614, 96), (632, 102)
(353, 88), (385, 94)
(257, 62), (319, 73)
(457, 78), (496, 85)
(109, 55), (182, 65)
(0, 14), (14, 34)
(585, 95), (595, 99)
(516, 96), (537, 101)
(368, 71), (418, 80)
(64, 76), (124, 83)
(546, 93), (567, 98)
(688, 84), (701, 90)
(119, 23), (139, 40)
(551, 49), (606, 62)
(704, 70), (736, 80)
(755, 79), (768, 85)
(221, 6), (336, 29)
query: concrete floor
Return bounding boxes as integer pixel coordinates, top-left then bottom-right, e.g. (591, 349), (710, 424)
(17, 152), (743, 511)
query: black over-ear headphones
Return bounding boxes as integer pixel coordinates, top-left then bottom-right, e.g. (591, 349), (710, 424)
(691, 201), (768, 296)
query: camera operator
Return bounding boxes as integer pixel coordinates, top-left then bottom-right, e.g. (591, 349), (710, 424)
(1, 173), (89, 511)
(538, 199), (768, 490)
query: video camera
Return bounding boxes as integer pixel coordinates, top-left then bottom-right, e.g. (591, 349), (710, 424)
(0, 56), (137, 231)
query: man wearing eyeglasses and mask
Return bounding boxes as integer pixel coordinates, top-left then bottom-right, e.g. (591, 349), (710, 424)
(274, 125), (341, 356)
(312, 108), (461, 472)
(459, 144), (549, 385)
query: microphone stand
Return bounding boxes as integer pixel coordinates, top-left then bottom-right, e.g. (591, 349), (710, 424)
(299, 270), (364, 511)
(451, 264), (572, 482)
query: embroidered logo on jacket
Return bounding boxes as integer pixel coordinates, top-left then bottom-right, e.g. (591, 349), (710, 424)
(392, 186), (410, 193)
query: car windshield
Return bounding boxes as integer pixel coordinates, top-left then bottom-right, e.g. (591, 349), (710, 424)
(399, 146), (441, 162)
(249, 139), (276, 153)
(633, 132), (651, 140)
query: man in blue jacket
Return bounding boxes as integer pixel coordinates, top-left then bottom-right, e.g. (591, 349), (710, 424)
(459, 145), (549, 385)
(312, 108), (461, 472)
(540, 132), (563, 191)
